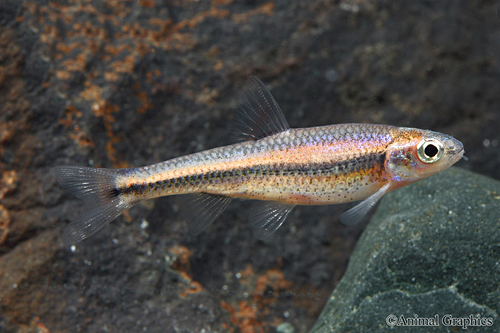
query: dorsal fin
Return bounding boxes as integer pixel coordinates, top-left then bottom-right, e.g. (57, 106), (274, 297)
(232, 76), (290, 142)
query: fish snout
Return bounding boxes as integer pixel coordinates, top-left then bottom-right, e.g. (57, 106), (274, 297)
(443, 136), (465, 164)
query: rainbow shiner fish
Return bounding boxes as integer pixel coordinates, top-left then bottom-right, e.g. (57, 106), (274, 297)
(51, 76), (464, 245)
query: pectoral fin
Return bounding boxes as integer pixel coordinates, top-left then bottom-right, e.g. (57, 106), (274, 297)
(339, 184), (390, 226)
(249, 201), (295, 239)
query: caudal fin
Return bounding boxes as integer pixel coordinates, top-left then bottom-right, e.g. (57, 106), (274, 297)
(50, 166), (133, 245)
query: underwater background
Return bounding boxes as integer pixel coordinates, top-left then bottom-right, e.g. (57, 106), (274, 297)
(0, 0), (499, 332)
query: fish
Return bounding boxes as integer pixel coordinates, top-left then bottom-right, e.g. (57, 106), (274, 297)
(51, 76), (465, 245)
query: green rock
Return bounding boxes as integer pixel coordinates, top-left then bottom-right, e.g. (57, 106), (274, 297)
(312, 168), (500, 332)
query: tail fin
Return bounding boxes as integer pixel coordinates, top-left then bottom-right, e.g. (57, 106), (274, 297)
(50, 166), (133, 246)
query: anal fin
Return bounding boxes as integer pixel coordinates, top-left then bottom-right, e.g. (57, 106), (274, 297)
(249, 201), (295, 240)
(340, 184), (390, 226)
(178, 193), (232, 235)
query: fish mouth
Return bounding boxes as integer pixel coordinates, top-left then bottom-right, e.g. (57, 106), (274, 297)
(447, 136), (464, 160)
(459, 148), (469, 161)
(448, 146), (465, 166)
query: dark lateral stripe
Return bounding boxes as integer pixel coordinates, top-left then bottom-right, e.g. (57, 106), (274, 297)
(113, 152), (385, 196)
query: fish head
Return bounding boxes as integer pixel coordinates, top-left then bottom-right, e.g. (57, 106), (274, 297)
(385, 128), (464, 186)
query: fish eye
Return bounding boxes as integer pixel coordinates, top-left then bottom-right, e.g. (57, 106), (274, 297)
(417, 139), (444, 163)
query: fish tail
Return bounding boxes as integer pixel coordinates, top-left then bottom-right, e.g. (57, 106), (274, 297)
(50, 166), (134, 246)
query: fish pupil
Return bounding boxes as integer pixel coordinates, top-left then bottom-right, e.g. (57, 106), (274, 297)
(424, 144), (438, 157)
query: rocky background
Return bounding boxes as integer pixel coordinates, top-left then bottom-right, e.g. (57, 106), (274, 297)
(313, 168), (500, 332)
(0, 0), (499, 332)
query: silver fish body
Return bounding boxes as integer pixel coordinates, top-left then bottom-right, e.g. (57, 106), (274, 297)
(51, 77), (464, 245)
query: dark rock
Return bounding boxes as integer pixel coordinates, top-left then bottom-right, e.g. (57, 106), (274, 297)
(312, 167), (500, 332)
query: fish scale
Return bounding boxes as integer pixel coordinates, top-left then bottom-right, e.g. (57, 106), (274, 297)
(51, 76), (464, 245)
(115, 124), (393, 204)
